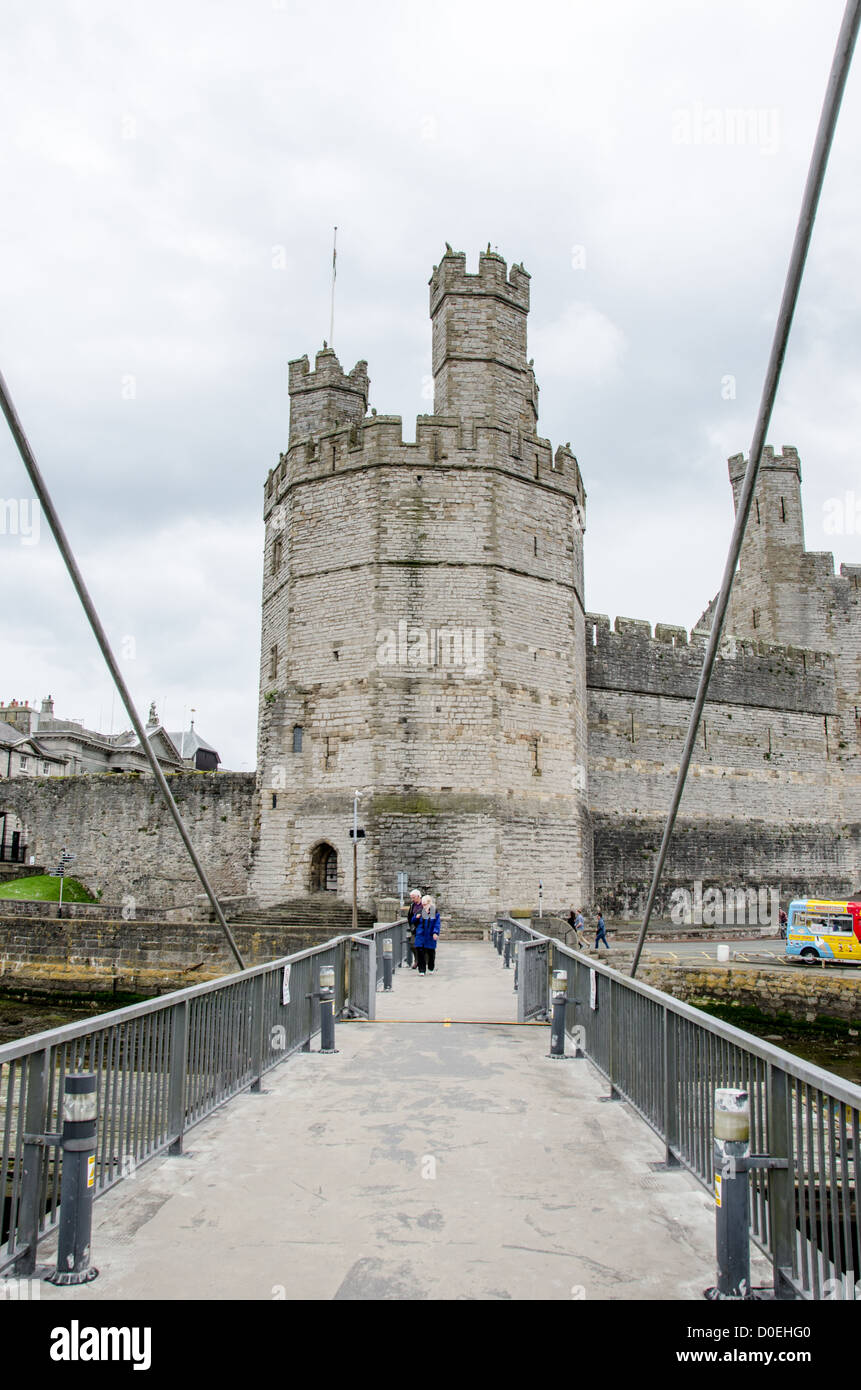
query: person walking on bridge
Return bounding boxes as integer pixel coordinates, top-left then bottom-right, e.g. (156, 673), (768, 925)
(406, 889), (422, 967)
(414, 895), (441, 974)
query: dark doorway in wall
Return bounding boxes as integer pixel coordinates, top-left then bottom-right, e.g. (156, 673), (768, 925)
(310, 842), (338, 893)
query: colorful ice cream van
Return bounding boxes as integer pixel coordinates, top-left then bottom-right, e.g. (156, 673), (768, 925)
(785, 898), (861, 964)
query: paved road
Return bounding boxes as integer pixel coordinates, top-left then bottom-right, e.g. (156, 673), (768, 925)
(635, 938), (860, 976)
(37, 944), (769, 1301)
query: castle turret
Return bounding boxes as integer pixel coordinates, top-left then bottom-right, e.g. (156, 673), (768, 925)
(726, 446), (807, 643)
(429, 247), (537, 434)
(252, 249), (591, 922)
(287, 347), (369, 446)
(729, 445), (805, 555)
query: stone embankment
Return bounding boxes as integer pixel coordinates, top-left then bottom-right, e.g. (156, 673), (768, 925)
(639, 962), (861, 1026)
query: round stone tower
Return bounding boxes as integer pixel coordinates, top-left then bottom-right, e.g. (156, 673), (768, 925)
(251, 247), (592, 921)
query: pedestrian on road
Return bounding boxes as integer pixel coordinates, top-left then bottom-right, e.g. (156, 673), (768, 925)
(414, 895), (441, 974)
(594, 910), (610, 951)
(406, 889), (422, 967)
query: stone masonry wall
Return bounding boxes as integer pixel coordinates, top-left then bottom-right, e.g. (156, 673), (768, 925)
(0, 773), (255, 908)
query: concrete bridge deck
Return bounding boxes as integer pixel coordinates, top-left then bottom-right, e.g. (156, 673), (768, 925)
(37, 944), (767, 1301)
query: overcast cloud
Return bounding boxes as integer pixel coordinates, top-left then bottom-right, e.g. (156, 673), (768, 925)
(1, 0), (859, 769)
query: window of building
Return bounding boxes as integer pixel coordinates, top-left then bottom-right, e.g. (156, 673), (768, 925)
(269, 644), (278, 679)
(292, 725), (303, 753)
(272, 537), (283, 573)
(19, 755), (28, 771)
(42, 762), (50, 774)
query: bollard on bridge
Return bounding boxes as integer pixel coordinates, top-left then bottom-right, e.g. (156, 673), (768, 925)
(382, 937), (393, 991)
(45, 1073), (99, 1286)
(547, 969), (569, 1059)
(704, 1088), (787, 1300)
(503, 929), (511, 969)
(318, 965), (338, 1055)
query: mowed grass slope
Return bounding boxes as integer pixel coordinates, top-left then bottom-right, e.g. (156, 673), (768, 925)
(0, 874), (96, 902)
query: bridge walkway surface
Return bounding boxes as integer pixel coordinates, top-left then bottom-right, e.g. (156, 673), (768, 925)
(36, 943), (767, 1301)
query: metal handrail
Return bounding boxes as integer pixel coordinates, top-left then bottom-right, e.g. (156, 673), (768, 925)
(496, 915), (861, 1299)
(0, 919), (403, 1276)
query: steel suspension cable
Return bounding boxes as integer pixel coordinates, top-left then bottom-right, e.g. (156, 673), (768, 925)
(0, 370), (247, 971)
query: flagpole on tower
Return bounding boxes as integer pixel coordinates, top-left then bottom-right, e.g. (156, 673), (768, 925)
(329, 226), (338, 349)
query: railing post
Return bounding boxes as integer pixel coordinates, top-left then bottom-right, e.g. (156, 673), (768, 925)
(14, 1048), (49, 1276)
(366, 940), (377, 1022)
(663, 1007), (681, 1166)
(608, 976), (621, 1100)
(168, 1000), (189, 1155)
(250, 972), (266, 1093)
(767, 1064), (797, 1300)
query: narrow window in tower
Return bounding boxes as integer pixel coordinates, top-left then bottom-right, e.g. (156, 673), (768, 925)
(531, 736), (541, 775)
(272, 537), (283, 574)
(755, 499), (760, 524)
(533, 536), (538, 556)
(271, 793), (277, 809)
(292, 725), (303, 753)
(752, 609), (759, 630)
(269, 644), (278, 678)
(702, 720), (708, 750)
(780, 496), (786, 521)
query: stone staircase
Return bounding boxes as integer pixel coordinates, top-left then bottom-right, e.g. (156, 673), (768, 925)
(227, 896), (376, 934)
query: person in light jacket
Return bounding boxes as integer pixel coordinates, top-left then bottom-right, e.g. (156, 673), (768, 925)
(414, 895), (441, 974)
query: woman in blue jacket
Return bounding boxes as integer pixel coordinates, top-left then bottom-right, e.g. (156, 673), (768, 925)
(414, 896), (441, 974)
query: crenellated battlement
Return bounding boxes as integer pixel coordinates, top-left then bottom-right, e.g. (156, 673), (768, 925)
(585, 612), (836, 714)
(728, 444), (801, 485)
(264, 411), (585, 519)
(429, 246), (530, 315)
(287, 347), (369, 446)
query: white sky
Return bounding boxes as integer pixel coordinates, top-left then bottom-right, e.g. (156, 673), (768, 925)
(1, 0), (859, 770)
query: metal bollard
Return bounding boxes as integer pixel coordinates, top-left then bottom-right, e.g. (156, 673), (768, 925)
(46, 1073), (99, 1286)
(513, 940), (519, 992)
(496, 926), (504, 957)
(547, 970), (568, 1059)
(318, 965), (338, 1054)
(503, 930), (511, 968)
(709, 1089), (751, 1299)
(382, 938), (393, 990)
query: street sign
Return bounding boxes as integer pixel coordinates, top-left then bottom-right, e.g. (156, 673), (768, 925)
(349, 828), (366, 840)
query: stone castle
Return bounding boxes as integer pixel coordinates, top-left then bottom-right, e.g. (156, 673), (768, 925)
(250, 247), (860, 920)
(2, 248), (859, 921)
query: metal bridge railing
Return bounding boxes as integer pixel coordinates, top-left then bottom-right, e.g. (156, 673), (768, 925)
(0, 919), (403, 1277)
(496, 916), (861, 1300)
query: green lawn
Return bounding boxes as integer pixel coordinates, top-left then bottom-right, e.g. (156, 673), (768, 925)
(0, 874), (97, 902)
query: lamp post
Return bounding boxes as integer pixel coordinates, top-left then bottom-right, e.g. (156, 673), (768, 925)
(352, 790), (359, 935)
